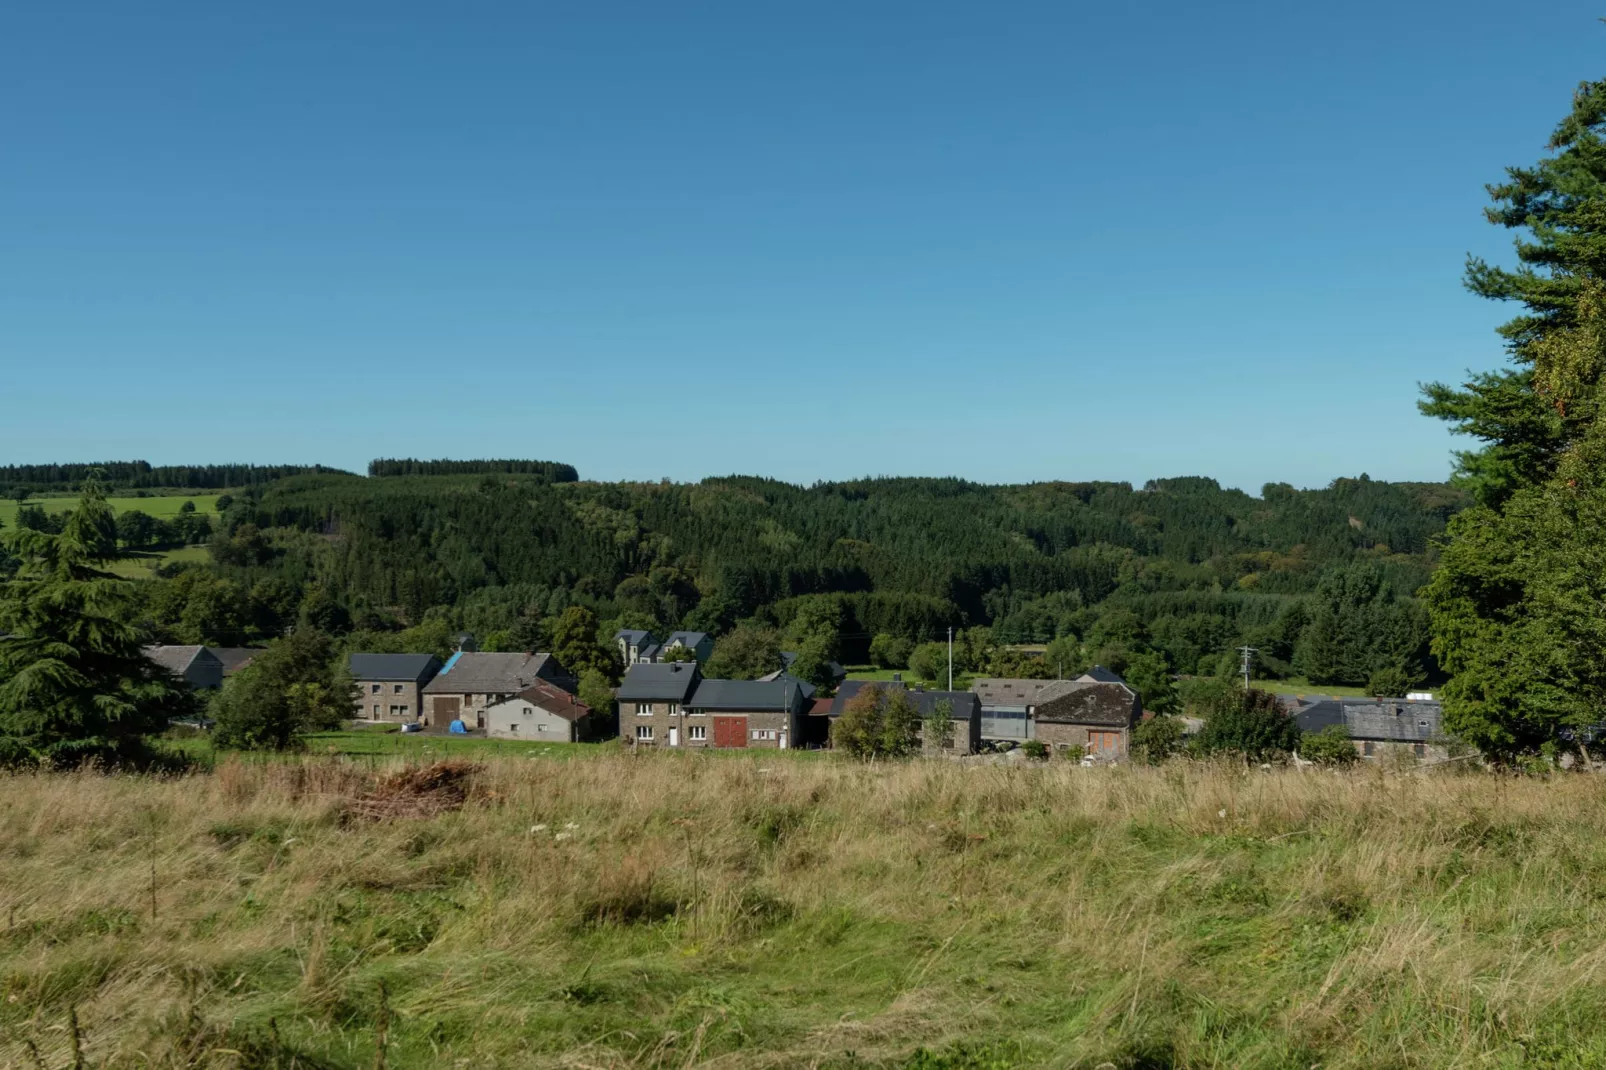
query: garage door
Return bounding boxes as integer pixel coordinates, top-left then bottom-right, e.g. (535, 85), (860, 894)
(712, 716), (748, 748)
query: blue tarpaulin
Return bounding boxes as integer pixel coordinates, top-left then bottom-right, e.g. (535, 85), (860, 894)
(449, 720), (468, 734)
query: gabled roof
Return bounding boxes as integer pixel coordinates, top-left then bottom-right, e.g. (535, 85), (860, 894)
(663, 631), (710, 650)
(971, 678), (1091, 708)
(210, 647), (267, 676)
(424, 652), (565, 694)
(348, 653), (442, 682)
(489, 679), (594, 722)
(686, 675), (814, 711)
(145, 645), (213, 676)
(615, 629), (655, 646)
(1034, 682), (1140, 727)
(827, 680), (979, 720)
(617, 661), (701, 702)
(1077, 665), (1126, 684)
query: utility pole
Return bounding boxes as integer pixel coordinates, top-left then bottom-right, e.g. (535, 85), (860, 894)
(947, 626), (953, 692)
(1238, 645), (1258, 691)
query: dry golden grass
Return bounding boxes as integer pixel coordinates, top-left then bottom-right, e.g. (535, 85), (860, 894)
(2, 754), (1606, 1068)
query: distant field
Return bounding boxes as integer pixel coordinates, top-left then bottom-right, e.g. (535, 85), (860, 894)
(0, 492), (221, 527)
(1267, 676), (1399, 699)
(104, 545), (212, 579)
(843, 665), (977, 689)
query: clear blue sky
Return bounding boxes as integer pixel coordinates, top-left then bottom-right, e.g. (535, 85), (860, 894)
(1, 2), (1600, 491)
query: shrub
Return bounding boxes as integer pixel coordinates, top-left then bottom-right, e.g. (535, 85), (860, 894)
(1195, 688), (1300, 761)
(1367, 666), (1412, 698)
(1132, 715), (1186, 764)
(833, 685), (921, 759)
(1020, 739), (1050, 760)
(1299, 725), (1359, 766)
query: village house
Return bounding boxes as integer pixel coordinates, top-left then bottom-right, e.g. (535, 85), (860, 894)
(683, 676), (813, 749)
(613, 629), (713, 665)
(619, 662), (813, 749)
(145, 645), (225, 690)
(484, 680), (599, 742)
(972, 670), (1142, 757)
(1294, 696), (1449, 760)
(818, 680), (982, 754)
(347, 653), (443, 722)
(422, 651), (575, 728)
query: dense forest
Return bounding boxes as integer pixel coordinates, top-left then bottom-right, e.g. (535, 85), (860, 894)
(5, 466), (1466, 701)
(0, 462), (347, 495)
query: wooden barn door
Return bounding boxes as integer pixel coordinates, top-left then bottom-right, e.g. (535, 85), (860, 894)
(713, 716), (748, 748)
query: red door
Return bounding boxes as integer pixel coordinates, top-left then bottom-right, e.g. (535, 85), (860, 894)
(713, 716), (748, 748)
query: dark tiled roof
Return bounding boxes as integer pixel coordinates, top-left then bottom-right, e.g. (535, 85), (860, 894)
(615, 629), (654, 645)
(664, 631), (709, 650)
(210, 647), (267, 676)
(1294, 700), (1346, 733)
(686, 675), (814, 711)
(828, 680), (979, 721)
(424, 652), (564, 694)
(617, 661), (701, 702)
(1078, 665), (1126, 684)
(490, 679), (594, 722)
(1034, 682), (1140, 727)
(347, 653), (443, 682)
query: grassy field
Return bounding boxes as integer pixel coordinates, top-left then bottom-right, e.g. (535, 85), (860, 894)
(0, 493), (220, 528)
(1, 754), (1601, 1068)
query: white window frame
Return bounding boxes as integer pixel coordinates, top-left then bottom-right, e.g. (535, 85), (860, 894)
(636, 702), (652, 715)
(635, 725), (654, 741)
(688, 725), (706, 741)
(667, 703), (680, 716)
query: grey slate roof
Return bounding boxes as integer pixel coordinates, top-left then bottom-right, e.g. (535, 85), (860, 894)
(424, 652), (565, 694)
(686, 675), (815, 711)
(1293, 700), (1346, 734)
(1341, 698), (1443, 743)
(348, 653), (443, 683)
(663, 631), (709, 651)
(617, 661), (701, 702)
(145, 645), (208, 675)
(615, 629), (654, 646)
(1035, 682), (1141, 727)
(972, 678), (1095, 709)
(826, 680), (979, 721)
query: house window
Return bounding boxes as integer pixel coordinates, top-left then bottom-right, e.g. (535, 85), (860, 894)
(371, 684), (381, 694)
(1419, 721), (1430, 729)
(688, 725), (706, 741)
(636, 703), (652, 715)
(398, 705), (408, 716)
(372, 704), (380, 717)
(394, 683), (404, 694)
(752, 729), (777, 741)
(508, 723), (519, 734)
(667, 703), (679, 717)
(635, 725), (654, 741)
(1363, 741), (1375, 757)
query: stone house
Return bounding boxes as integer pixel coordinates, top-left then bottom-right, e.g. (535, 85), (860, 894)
(617, 661), (703, 746)
(422, 651), (574, 728)
(1033, 682), (1143, 758)
(145, 645), (225, 690)
(819, 681), (982, 754)
(683, 677), (813, 750)
(484, 680), (598, 742)
(347, 653), (443, 722)
(1294, 697), (1449, 760)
